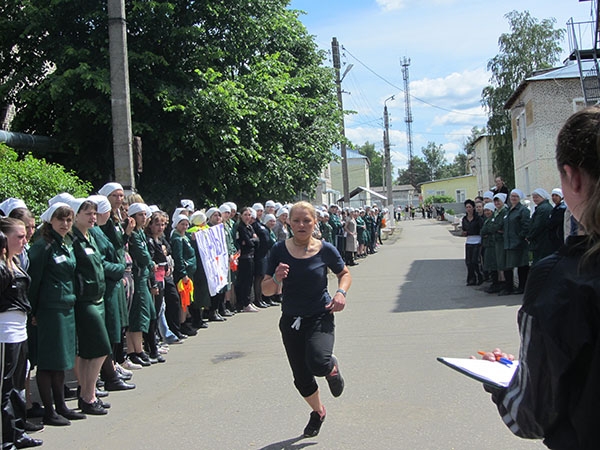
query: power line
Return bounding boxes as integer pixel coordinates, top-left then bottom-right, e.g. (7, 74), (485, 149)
(342, 45), (487, 118)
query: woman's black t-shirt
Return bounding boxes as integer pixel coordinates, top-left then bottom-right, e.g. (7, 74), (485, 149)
(267, 240), (345, 317)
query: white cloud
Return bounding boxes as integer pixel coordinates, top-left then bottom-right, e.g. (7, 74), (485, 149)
(431, 106), (487, 127)
(375, 0), (408, 11)
(410, 68), (488, 102)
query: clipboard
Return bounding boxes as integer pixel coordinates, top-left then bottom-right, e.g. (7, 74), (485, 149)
(437, 357), (518, 389)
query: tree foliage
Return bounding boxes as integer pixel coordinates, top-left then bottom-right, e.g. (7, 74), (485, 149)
(396, 156), (430, 187)
(481, 10), (564, 189)
(355, 141), (384, 186)
(422, 142), (447, 181)
(1, 0), (342, 208)
(0, 144), (92, 217)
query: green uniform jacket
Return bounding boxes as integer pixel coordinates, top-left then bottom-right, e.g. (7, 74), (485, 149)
(89, 226), (126, 342)
(28, 229), (77, 370)
(72, 227), (106, 304)
(171, 232), (197, 282)
(28, 229), (76, 314)
(503, 202), (530, 250)
(492, 205), (508, 271)
(480, 217), (497, 249)
(100, 216), (127, 265)
(527, 199), (554, 262)
(128, 228), (156, 332)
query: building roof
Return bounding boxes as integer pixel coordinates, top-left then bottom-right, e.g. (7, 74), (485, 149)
(418, 174), (476, 187)
(330, 147), (369, 161)
(504, 60), (588, 109)
(338, 186), (387, 203)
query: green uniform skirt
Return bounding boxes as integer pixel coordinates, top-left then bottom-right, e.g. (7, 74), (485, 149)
(75, 302), (111, 359)
(505, 248), (529, 269)
(35, 307), (76, 370)
(128, 276), (156, 333)
(494, 240), (506, 271)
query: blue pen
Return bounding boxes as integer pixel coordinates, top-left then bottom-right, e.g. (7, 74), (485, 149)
(499, 357), (513, 366)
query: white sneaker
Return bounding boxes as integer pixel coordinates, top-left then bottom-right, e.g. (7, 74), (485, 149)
(158, 347), (169, 355)
(115, 363), (134, 378)
(121, 359), (143, 370)
(243, 305), (259, 312)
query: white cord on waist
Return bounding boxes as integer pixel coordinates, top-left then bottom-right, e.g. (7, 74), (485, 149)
(291, 316), (302, 330)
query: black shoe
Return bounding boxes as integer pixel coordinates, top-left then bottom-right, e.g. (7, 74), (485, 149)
(513, 288), (524, 295)
(303, 408), (326, 438)
(23, 421), (44, 432)
(325, 355), (344, 397)
(254, 301), (268, 309)
(148, 354), (166, 364)
(222, 309), (235, 317)
(498, 289), (514, 296)
(104, 379), (136, 391)
(43, 413), (70, 426)
(14, 433), (43, 449)
(95, 388), (109, 398)
(78, 398), (107, 415)
(26, 402), (45, 419)
(180, 323), (198, 336)
(485, 284), (502, 294)
(209, 311), (225, 322)
(98, 399), (111, 409)
(128, 353), (151, 367)
(64, 385), (78, 400)
(56, 408), (86, 420)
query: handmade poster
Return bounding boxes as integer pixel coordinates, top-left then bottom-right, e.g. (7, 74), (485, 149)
(194, 223), (229, 296)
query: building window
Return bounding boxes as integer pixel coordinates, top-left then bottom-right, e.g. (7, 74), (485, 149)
(573, 97), (586, 113)
(435, 190), (446, 196)
(516, 110), (526, 147)
(455, 189), (466, 203)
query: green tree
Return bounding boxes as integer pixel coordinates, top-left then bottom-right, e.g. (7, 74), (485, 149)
(396, 155), (430, 186)
(3, 0), (342, 207)
(443, 152), (469, 178)
(421, 142), (447, 181)
(463, 126), (485, 155)
(355, 141), (384, 186)
(0, 144), (92, 217)
(482, 10), (564, 188)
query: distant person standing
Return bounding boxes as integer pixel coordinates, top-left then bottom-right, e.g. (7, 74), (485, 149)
(491, 176), (510, 195)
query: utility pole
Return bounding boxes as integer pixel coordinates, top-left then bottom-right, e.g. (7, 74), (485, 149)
(331, 37), (350, 206)
(383, 96), (394, 222)
(401, 57), (414, 189)
(107, 0), (135, 191)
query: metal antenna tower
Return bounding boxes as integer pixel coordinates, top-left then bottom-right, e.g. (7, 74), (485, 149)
(401, 57), (414, 187)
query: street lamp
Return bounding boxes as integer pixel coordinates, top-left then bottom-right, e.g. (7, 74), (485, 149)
(383, 96), (395, 224)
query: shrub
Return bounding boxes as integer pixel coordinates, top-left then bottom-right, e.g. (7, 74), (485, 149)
(0, 144), (92, 218)
(424, 195), (455, 205)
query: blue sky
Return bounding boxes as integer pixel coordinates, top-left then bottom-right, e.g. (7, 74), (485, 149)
(288, 0), (594, 171)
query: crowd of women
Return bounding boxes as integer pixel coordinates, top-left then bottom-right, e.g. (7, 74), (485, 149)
(460, 184), (568, 296)
(0, 186), (377, 448)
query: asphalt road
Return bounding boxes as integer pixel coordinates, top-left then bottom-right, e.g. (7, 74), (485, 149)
(31, 218), (545, 450)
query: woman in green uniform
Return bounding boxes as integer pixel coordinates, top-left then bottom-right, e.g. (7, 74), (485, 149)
(126, 203), (157, 367)
(501, 189), (531, 295)
(70, 199), (111, 415)
(88, 195), (135, 390)
(480, 202), (500, 293)
(527, 188), (554, 264)
(98, 183), (134, 368)
(492, 193), (508, 294)
(29, 203), (86, 425)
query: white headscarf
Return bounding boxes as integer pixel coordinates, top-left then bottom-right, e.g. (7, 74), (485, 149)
(98, 182), (123, 197)
(128, 202), (150, 218)
(40, 202), (72, 223)
(531, 188), (550, 200)
(87, 195), (111, 214)
(0, 198), (27, 216)
(493, 193), (507, 204)
(48, 192), (75, 206)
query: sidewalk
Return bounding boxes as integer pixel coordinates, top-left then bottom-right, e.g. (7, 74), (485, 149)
(34, 219), (543, 450)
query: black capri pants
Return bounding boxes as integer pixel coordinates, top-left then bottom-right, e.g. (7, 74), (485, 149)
(279, 312), (336, 398)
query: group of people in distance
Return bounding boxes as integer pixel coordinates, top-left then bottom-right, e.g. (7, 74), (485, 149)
(474, 106), (600, 449)
(0, 183), (373, 447)
(460, 183), (567, 296)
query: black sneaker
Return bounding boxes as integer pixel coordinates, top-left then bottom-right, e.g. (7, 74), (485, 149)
(43, 413), (70, 427)
(303, 407), (326, 437)
(326, 355), (344, 397)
